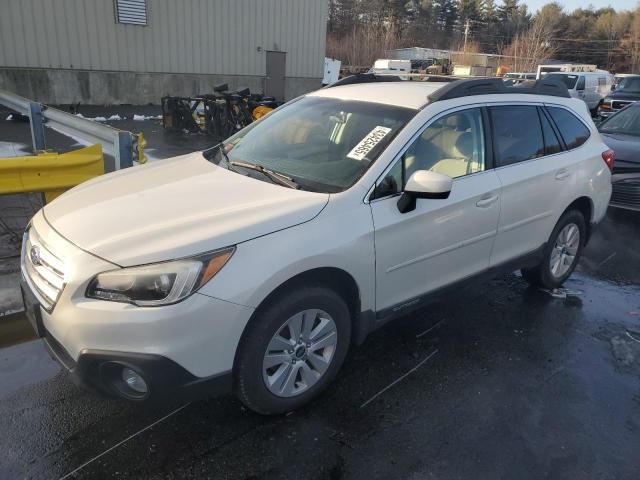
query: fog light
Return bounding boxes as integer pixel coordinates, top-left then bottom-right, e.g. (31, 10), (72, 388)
(121, 367), (148, 394)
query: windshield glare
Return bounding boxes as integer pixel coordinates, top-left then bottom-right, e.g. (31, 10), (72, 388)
(617, 77), (640, 94)
(205, 97), (416, 193)
(600, 106), (640, 136)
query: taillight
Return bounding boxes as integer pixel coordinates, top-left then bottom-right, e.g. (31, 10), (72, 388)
(601, 149), (615, 171)
(600, 103), (611, 111)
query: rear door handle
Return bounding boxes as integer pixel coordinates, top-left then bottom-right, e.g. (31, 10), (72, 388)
(555, 169), (570, 180)
(476, 194), (499, 208)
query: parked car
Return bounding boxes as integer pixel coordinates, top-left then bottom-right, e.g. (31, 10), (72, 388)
(547, 71), (613, 114)
(612, 73), (640, 90)
(599, 102), (640, 211)
(598, 74), (640, 119)
(21, 77), (612, 414)
(503, 72), (536, 85)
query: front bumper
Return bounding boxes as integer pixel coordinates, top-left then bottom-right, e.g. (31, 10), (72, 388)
(21, 211), (255, 401)
(50, 335), (233, 402)
(23, 277), (235, 401)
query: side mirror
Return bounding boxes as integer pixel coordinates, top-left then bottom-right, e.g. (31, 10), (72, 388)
(397, 170), (453, 213)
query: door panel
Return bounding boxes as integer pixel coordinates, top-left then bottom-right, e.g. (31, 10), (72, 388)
(371, 171), (501, 312)
(265, 51), (286, 101)
(489, 105), (582, 266)
(491, 159), (565, 266)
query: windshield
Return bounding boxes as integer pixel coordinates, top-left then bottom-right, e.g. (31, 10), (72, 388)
(616, 77), (640, 94)
(599, 106), (640, 136)
(550, 74), (579, 89)
(205, 96), (416, 193)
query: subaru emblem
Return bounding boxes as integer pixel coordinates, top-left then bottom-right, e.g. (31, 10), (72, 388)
(30, 245), (42, 266)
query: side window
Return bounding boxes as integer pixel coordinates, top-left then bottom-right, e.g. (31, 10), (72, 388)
(539, 108), (562, 155)
(374, 108), (486, 198)
(490, 105), (544, 166)
(547, 107), (591, 150)
(576, 76), (586, 91)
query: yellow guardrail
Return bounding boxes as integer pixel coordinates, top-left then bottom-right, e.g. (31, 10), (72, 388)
(0, 144), (104, 203)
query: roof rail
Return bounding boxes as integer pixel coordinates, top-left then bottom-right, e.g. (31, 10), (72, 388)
(328, 73), (404, 87)
(428, 77), (570, 102)
(327, 72), (460, 88)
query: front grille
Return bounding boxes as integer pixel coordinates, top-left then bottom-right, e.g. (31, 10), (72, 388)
(21, 227), (67, 312)
(612, 100), (633, 110)
(611, 179), (640, 209)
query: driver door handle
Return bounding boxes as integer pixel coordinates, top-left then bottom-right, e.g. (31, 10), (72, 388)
(555, 169), (570, 180)
(476, 194), (499, 208)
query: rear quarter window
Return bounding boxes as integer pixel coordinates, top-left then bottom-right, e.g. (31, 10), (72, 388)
(546, 107), (591, 150)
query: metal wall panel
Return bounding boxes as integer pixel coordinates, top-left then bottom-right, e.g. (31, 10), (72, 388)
(0, 0), (326, 78)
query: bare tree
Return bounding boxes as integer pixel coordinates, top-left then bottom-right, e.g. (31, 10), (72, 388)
(326, 24), (407, 68)
(502, 17), (557, 72)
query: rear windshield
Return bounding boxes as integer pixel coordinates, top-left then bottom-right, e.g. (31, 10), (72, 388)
(550, 74), (579, 89)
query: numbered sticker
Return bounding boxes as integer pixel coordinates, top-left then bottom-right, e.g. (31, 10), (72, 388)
(346, 126), (392, 161)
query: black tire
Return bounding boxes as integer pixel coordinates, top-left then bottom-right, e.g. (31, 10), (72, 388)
(234, 286), (351, 415)
(521, 209), (586, 289)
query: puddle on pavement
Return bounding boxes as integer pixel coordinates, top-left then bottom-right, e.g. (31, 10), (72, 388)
(0, 311), (36, 348)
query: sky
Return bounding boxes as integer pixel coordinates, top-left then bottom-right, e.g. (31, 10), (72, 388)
(524, 0), (637, 13)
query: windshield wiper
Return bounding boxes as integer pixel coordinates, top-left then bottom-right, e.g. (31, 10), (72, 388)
(218, 143), (242, 173)
(230, 160), (299, 189)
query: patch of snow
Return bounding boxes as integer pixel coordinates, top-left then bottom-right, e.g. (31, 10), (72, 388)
(0, 141), (30, 157)
(92, 116), (107, 122)
(75, 113), (85, 118)
(0, 272), (24, 316)
(133, 114), (162, 121)
(107, 114), (122, 121)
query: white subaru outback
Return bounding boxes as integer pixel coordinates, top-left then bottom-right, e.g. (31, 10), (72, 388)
(21, 77), (613, 414)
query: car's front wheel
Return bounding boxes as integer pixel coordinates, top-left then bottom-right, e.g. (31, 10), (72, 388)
(521, 209), (586, 289)
(234, 286), (351, 414)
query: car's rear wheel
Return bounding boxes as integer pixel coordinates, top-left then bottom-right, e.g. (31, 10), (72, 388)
(521, 210), (586, 289)
(234, 286), (351, 415)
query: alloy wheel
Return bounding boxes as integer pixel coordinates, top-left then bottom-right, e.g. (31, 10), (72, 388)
(262, 309), (338, 397)
(550, 222), (580, 278)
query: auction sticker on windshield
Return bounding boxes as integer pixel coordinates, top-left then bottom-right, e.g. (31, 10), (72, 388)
(346, 126), (392, 161)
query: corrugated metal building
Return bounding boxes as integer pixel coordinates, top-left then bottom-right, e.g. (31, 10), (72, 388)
(0, 0), (328, 104)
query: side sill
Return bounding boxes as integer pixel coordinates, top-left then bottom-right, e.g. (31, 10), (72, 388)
(364, 244), (546, 336)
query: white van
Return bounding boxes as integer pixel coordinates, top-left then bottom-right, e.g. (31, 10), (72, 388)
(547, 71), (613, 112)
(371, 59), (411, 74)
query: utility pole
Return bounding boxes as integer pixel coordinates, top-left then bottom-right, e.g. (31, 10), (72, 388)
(463, 19), (470, 52)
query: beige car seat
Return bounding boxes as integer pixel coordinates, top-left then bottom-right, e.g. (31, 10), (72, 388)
(405, 114), (482, 180)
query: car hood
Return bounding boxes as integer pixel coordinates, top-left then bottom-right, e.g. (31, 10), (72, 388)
(608, 91), (640, 101)
(600, 132), (640, 165)
(44, 152), (329, 266)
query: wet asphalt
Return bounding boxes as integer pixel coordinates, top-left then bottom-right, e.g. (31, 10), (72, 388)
(1, 110), (640, 479)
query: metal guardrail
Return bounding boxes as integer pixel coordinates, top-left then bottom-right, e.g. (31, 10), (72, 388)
(0, 144), (104, 203)
(0, 89), (142, 169)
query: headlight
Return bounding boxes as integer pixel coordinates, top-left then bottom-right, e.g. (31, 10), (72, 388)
(86, 247), (234, 306)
